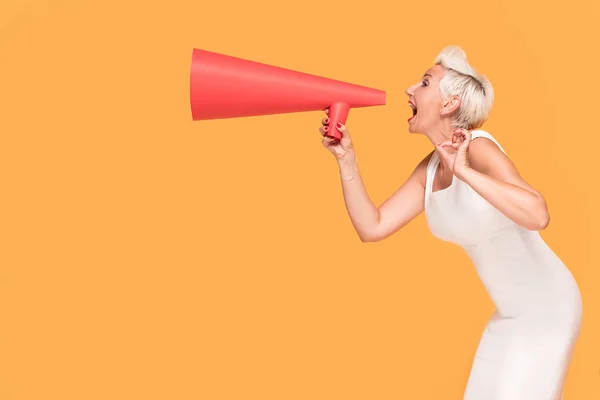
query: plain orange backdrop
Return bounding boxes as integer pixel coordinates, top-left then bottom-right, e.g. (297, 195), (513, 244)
(1, 0), (598, 399)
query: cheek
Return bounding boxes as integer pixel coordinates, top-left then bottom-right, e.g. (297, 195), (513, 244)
(422, 96), (442, 115)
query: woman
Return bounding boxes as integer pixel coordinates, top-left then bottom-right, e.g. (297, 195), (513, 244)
(318, 45), (583, 399)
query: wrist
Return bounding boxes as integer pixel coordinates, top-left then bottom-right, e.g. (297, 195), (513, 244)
(338, 155), (358, 181)
(456, 165), (474, 182)
(336, 151), (357, 165)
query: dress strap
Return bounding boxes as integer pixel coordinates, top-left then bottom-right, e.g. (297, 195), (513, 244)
(470, 130), (507, 154)
(424, 151), (439, 211)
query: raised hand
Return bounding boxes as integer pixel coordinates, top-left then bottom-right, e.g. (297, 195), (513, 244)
(436, 128), (472, 180)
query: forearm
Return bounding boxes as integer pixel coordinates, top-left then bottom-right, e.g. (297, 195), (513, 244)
(337, 155), (380, 241)
(459, 167), (549, 230)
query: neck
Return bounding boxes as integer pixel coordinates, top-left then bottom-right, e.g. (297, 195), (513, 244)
(424, 121), (455, 148)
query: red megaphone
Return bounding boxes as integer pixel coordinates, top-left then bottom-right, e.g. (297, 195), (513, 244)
(190, 48), (386, 142)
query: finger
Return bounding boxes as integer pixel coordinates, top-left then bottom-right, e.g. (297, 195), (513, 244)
(336, 122), (350, 137)
(319, 126), (330, 136)
(325, 108), (329, 115)
(455, 131), (471, 147)
(442, 144), (460, 151)
(436, 146), (449, 161)
(463, 130), (472, 143)
(436, 142), (456, 156)
(452, 132), (464, 142)
(453, 128), (470, 140)
(458, 138), (471, 151)
(322, 136), (335, 146)
(322, 117), (330, 126)
(446, 141), (461, 149)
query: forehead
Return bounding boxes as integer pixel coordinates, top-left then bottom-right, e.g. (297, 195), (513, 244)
(423, 64), (446, 78)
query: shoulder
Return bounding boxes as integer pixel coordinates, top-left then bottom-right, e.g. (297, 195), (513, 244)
(467, 130), (546, 198)
(416, 149), (436, 171)
(467, 131), (517, 177)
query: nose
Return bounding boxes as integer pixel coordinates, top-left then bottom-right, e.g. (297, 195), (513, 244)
(405, 84), (415, 97)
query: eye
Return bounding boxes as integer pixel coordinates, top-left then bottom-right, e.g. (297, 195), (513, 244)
(422, 80), (429, 87)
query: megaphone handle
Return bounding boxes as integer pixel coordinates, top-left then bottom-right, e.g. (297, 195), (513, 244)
(326, 102), (351, 142)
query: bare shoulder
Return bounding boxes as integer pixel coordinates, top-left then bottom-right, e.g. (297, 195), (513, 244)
(468, 135), (515, 175)
(468, 134), (543, 197)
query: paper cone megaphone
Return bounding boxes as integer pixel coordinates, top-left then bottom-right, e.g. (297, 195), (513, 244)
(190, 48), (386, 142)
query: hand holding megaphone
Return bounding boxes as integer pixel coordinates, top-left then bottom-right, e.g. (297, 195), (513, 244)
(319, 108), (355, 160)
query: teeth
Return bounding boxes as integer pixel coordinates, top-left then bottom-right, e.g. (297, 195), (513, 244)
(409, 102), (417, 116)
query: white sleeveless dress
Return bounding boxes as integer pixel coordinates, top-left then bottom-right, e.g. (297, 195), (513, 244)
(424, 130), (583, 400)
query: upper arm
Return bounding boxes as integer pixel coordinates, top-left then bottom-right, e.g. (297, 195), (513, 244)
(365, 151), (433, 242)
(468, 137), (544, 199)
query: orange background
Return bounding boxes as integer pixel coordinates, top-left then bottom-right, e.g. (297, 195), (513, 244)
(1, 0), (598, 398)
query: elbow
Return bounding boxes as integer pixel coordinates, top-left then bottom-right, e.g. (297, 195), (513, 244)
(531, 203), (550, 231)
(360, 233), (377, 243)
(359, 230), (380, 243)
(359, 215), (382, 242)
(521, 212), (550, 232)
(532, 196), (550, 231)
(538, 211), (550, 230)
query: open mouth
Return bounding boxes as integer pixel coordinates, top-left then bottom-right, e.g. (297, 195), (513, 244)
(408, 101), (417, 121)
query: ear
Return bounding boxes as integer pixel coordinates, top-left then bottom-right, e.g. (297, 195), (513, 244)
(440, 96), (460, 116)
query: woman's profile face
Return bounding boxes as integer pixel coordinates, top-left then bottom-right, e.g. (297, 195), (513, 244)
(405, 64), (447, 134)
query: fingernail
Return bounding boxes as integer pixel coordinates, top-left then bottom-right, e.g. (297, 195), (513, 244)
(325, 118), (330, 124)
(324, 126), (329, 131)
(337, 122), (342, 128)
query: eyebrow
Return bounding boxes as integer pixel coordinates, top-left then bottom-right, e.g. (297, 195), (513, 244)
(422, 73), (433, 79)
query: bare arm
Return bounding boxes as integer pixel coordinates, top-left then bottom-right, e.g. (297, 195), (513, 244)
(338, 150), (433, 242)
(459, 137), (550, 231)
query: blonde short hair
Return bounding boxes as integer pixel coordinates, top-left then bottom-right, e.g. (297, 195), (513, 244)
(434, 46), (494, 130)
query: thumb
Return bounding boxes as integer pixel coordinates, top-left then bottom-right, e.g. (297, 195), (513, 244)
(458, 137), (470, 153)
(335, 122), (354, 150)
(435, 143), (450, 162)
(336, 122), (349, 135)
(454, 128), (471, 151)
(335, 122), (352, 142)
